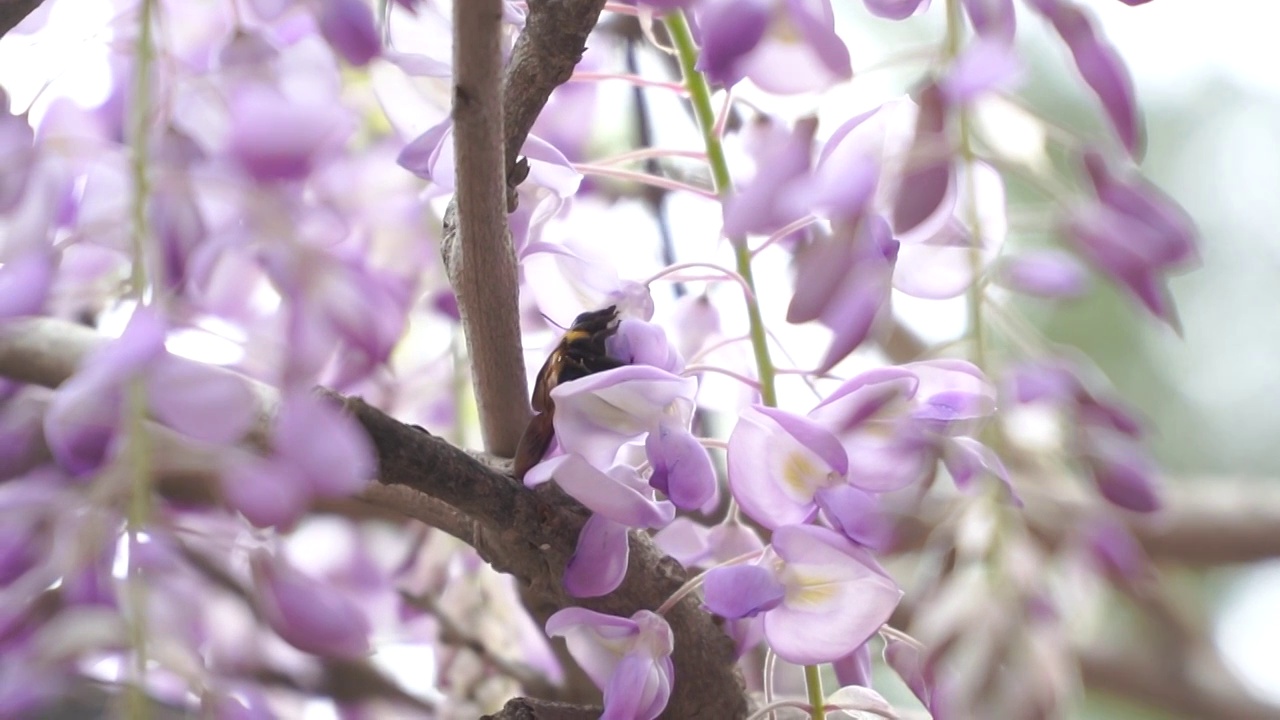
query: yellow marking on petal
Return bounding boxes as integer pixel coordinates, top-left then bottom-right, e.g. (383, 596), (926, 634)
(782, 450), (820, 495)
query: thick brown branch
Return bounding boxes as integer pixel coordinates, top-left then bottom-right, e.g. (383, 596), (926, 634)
(0, 0), (45, 39)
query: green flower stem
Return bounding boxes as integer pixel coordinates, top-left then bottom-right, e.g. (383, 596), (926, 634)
(665, 10), (777, 409)
(666, 9), (811, 716)
(129, 0), (156, 299)
(944, 0), (987, 369)
(126, 0), (157, 716)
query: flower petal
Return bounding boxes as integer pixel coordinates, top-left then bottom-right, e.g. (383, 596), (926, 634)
(703, 564), (786, 619)
(565, 514), (631, 598)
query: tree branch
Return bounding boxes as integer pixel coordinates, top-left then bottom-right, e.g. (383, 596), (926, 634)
(0, 317), (750, 719)
(445, 0), (529, 457)
(0, 0), (45, 39)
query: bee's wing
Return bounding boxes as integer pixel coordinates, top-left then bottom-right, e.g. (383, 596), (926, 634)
(530, 350), (561, 414)
(513, 411), (555, 480)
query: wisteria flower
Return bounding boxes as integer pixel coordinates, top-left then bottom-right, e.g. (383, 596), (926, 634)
(250, 550), (371, 659)
(702, 524), (902, 664)
(545, 608), (674, 720)
(549, 364), (698, 469)
(696, 0), (852, 94)
(727, 405), (848, 529)
(43, 307), (256, 476)
(1062, 150), (1197, 328)
(1026, 0), (1141, 154)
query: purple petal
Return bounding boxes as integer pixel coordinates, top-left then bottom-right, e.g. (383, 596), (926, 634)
(601, 651), (673, 720)
(826, 684), (896, 717)
(545, 607), (635, 689)
(1029, 0), (1141, 154)
(723, 118), (816, 238)
(317, 0), (381, 66)
(727, 406), (840, 529)
(565, 514), (631, 598)
(252, 551), (370, 658)
(942, 437), (1018, 504)
(651, 517), (711, 566)
(893, 86), (953, 236)
(146, 358), (256, 444)
(702, 564), (785, 619)
(695, 0), (769, 88)
(1082, 519), (1151, 585)
(228, 87), (348, 182)
(1084, 436), (1161, 512)
(736, 0), (852, 95)
(832, 643), (874, 687)
(862, 0), (931, 20)
(608, 319), (683, 374)
(0, 250), (54, 319)
(272, 392), (373, 497)
(994, 249), (1091, 298)
(551, 365), (697, 469)
(551, 454), (674, 529)
(883, 633), (938, 711)
(962, 0), (1016, 42)
(221, 456), (311, 528)
(645, 423), (717, 511)
(814, 484), (891, 549)
(765, 524), (902, 664)
(43, 376), (122, 476)
(940, 38), (1023, 105)
(396, 118), (453, 182)
(0, 98), (35, 213)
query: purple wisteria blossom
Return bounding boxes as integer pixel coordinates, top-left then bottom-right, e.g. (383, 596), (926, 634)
(696, 0), (852, 94)
(545, 608), (675, 720)
(1062, 150), (1198, 328)
(702, 524), (902, 663)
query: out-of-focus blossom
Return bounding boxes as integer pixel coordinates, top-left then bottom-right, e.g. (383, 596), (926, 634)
(787, 217), (897, 373)
(1005, 358), (1161, 512)
(994, 249), (1091, 298)
(1063, 150), (1197, 328)
(1025, 0), (1142, 155)
(43, 307), (256, 476)
(222, 390), (374, 527)
(883, 632), (948, 717)
(227, 86), (352, 183)
(0, 250), (55, 318)
(940, 38), (1023, 105)
(723, 118), (816, 238)
(696, 0), (852, 94)
(809, 360), (1001, 494)
(961, 0), (1016, 42)
(827, 683), (896, 718)
(317, 0), (381, 66)
(250, 550), (371, 659)
(863, 0), (931, 20)
(545, 608), (674, 720)
(0, 90), (34, 213)
(703, 525), (901, 664)
(398, 120), (582, 198)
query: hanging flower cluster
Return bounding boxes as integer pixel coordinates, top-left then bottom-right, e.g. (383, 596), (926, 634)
(0, 0), (1201, 718)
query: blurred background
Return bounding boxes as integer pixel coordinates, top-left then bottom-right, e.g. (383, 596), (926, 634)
(2, 1), (1276, 717)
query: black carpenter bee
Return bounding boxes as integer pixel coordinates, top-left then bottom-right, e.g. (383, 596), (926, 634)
(513, 305), (625, 479)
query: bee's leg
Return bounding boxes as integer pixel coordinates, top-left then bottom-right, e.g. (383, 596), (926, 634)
(513, 411), (556, 480)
